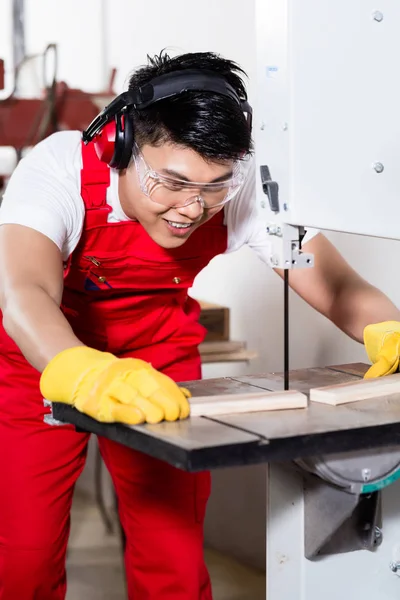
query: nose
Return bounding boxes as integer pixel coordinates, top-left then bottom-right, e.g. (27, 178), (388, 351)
(176, 197), (205, 220)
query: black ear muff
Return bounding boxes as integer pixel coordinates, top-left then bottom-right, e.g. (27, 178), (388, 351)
(109, 112), (134, 169)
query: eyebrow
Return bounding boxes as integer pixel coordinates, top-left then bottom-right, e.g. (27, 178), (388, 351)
(160, 168), (234, 184)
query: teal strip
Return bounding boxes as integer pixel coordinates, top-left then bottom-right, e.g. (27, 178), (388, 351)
(362, 468), (400, 494)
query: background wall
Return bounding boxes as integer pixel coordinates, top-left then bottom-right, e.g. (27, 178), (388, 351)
(1, 0), (400, 570)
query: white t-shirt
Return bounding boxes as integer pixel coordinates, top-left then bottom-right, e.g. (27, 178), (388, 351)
(0, 131), (317, 263)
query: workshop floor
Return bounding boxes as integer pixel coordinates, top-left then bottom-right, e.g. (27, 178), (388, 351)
(66, 491), (265, 600)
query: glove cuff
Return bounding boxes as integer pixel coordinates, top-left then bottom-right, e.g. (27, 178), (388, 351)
(363, 321), (400, 363)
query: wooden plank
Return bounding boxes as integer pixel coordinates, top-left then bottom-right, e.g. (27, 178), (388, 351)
(189, 390), (307, 417)
(200, 350), (258, 363)
(310, 373), (400, 405)
(199, 340), (246, 354)
(231, 367), (361, 394)
(199, 340), (257, 363)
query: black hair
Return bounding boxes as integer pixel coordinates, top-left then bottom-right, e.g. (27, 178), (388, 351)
(127, 50), (253, 161)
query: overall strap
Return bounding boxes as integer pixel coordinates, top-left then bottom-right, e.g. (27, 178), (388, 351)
(80, 141), (112, 225)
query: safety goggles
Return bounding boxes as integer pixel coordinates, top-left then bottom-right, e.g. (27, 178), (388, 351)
(132, 144), (245, 210)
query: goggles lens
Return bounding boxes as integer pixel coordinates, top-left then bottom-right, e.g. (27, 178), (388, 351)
(133, 147), (244, 209)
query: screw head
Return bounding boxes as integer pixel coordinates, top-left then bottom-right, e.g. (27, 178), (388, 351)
(390, 561), (399, 573)
(372, 10), (384, 22)
(362, 468), (371, 481)
(373, 162), (384, 173)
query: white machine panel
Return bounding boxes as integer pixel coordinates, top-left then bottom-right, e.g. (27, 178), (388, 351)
(255, 0), (400, 241)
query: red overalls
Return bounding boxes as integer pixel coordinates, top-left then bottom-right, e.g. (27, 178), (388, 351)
(0, 141), (227, 599)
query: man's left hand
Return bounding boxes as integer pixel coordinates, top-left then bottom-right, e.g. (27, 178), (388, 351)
(364, 321), (400, 378)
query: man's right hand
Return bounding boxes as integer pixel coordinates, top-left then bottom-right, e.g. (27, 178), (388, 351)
(40, 346), (191, 425)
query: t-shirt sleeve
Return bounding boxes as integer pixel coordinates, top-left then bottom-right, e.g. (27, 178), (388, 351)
(0, 131), (85, 260)
(225, 155), (320, 265)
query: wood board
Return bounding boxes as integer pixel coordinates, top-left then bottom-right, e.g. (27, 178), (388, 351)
(200, 350), (258, 363)
(190, 390), (307, 417)
(199, 340), (258, 363)
(199, 341), (246, 355)
(310, 372), (400, 405)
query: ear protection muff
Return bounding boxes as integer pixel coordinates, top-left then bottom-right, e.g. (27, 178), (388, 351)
(82, 68), (253, 170)
(88, 113), (134, 169)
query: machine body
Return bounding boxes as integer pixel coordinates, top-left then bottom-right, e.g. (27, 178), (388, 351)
(255, 0), (400, 269)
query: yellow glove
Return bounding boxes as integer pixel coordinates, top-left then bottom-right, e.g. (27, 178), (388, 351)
(363, 321), (400, 379)
(40, 346), (191, 424)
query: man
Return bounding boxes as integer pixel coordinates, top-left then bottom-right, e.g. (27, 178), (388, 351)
(0, 50), (398, 599)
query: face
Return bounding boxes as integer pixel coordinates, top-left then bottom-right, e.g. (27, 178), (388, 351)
(118, 143), (235, 249)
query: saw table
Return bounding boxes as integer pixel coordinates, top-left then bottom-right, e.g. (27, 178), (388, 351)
(51, 362), (400, 471)
(51, 362), (400, 600)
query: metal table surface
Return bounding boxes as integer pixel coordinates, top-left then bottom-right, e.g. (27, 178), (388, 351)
(52, 362), (400, 472)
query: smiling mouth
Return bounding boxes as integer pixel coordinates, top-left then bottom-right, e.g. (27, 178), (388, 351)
(165, 220), (194, 230)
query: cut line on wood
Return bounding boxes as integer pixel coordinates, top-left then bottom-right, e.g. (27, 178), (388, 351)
(310, 372), (400, 406)
(189, 390), (307, 417)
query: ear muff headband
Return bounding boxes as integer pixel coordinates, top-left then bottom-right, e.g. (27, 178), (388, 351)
(82, 68), (253, 169)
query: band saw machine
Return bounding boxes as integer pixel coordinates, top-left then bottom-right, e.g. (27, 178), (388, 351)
(47, 2), (400, 598)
